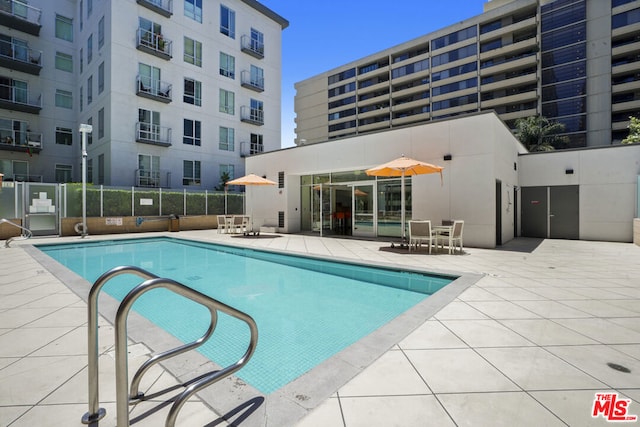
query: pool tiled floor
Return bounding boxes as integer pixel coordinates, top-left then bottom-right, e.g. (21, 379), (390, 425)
(1, 231), (639, 426)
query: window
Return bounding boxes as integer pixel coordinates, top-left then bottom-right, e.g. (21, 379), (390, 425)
(98, 154), (104, 184)
(87, 76), (93, 104)
(185, 0), (202, 23)
(184, 37), (202, 67)
(250, 98), (264, 122)
(138, 109), (160, 141)
(55, 127), (73, 145)
(98, 16), (104, 49)
(138, 154), (160, 187)
(55, 164), (73, 183)
(183, 78), (201, 106)
(55, 52), (73, 72)
(138, 63), (160, 94)
(219, 89), (234, 114)
(612, 7), (640, 29)
(219, 126), (234, 151)
(278, 171), (284, 188)
(220, 52), (235, 78)
(98, 62), (104, 94)
(55, 15), (73, 42)
(250, 65), (264, 89)
(220, 164), (234, 180)
(79, 86), (82, 111)
(183, 160), (201, 185)
(55, 89), (73, 109)
(87, 117), (93, 144)
(183, 119), (201, 145)
(431, 26), (477, 50)
(87, 158), (93, 183)
(87, 0), (93, 17)
(80, 48), (83, 73)
(87, 34), (93, 63)
(98, 108), (104, 138)
(250, 28), (264, 54)
(220, 5), (235, 38)
(251, 133), (263, 155)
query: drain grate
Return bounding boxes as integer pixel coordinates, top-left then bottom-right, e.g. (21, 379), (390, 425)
(607, 362), (631, 373)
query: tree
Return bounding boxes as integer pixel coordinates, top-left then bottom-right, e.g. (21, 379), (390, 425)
(215, 171), (231, 191)
(622, 116), (640, 144)
(514, 116), (569, 152)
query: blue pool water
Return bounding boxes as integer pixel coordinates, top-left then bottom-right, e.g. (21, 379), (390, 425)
(39, 237), (453, 394)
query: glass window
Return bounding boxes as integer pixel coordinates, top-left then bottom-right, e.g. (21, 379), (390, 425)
(250, 28), (264, 55)
(220, 5), (235, 38)
(79, 86), (82, 111)
(541, 3), (585, 33)
(431, 61), (477, 82)
(219, 126), (234, 151)
(98, 62), (104, 94)
(542, 61), (586, 85)
(541, 23), (585, 51)
(87, 34), (93, 64)
(55, 52), (73, 72)
(87, 75), (93, 104)
(431, 26), (477, 50)
(541, 79), (586, 101)
(431, 77), (476, 96)
(251, 133), (263, 154)
(183, 78), (201, 106)
(542, 44), (586, 68)
(328, 82), (356, 98)
(87, 117), (93, 144)
(183, 160), (201, 185)
(98, 16), (104, 49)
(183, 119), (201, 145)
(220, 52), (235, 78)
(250, 65), (264, 89)
(480, 19), (501, 34)
(219, 89), (234, 114)
(542, 97), (586, 117)
(220, 164), (234, 180)
(184, 37), (202, 67)
(391, 59), (429, 79)
(55, 89), (73, 109)
(250, 98), (263, 122)
(55, 164), (73, 183)
(431, 44), (477, 67)
(612, 8), (640, 29)
(98, 154), (104, 184)
(55, 127), (73, 145)
(185, 0), (202, 23)
(80, 48), (83, 73)
(55, 15), (73, 42)
(98, 108), (104, 138)
(328, 68), (355, 84)
(432, 93), (478, 111)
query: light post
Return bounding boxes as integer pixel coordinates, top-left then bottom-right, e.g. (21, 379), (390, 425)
(79, 124), (93, 238)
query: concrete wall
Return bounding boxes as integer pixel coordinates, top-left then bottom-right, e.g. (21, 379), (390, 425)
(247, 112), (525, 248)
(518, 144), (640, 242)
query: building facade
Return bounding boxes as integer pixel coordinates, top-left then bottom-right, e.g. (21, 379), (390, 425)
(0, 0), (287, 187)
(294, 0), (640, 148)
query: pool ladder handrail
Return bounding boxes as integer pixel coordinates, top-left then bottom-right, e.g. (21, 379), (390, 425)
(82, 265), (258, 427)
(1, 218), (32, 247)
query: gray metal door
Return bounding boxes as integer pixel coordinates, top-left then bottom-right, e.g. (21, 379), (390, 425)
(25, 183), (58, 236)
(521, 186), (547, 238)
(550, 185), (579, 239)
(521, 185), (578, 239)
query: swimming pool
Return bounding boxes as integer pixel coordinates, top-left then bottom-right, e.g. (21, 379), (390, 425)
(38, 237), (454, 394)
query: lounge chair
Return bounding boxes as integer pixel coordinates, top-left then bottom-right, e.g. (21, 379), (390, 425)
(437, 220), (464, 254)
(231, 215), (247, 234)
(408, 220), (435, 253)
(216, 215), (228, 234)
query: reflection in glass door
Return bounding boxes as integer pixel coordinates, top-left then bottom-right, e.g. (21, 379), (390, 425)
(352, 184), (375, 237)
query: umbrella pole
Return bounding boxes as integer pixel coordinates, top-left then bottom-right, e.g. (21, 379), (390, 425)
(401, 171), (406, 246)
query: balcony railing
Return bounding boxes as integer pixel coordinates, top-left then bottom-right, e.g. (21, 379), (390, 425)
(0, 82), (41, 113)
(240, 141), (264, 157)
(240, 106), (264, 125)
(135, 122), (172, 147)
(136, 28), (172, 59)
(0, 38), (42, 74)
(0, 0), (42, 35)
(240, 35), (264, 59)
(240, 71), (264, 92)
(136, 75), (172, 103)
(135, 169), (166, 187)
(0, 127), (42, 153)
(136, 0), (173, 18)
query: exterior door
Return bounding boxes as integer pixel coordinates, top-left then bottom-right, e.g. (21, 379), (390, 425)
(521, 185), (579, 239)
(352, 184), (375, 237)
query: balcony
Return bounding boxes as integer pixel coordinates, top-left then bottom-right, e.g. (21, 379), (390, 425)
(240, 70), (264, 92)
(135, 122), (172, 147)
(0, 0), (41, 36)
(136, 28), (172, 60)
(240, 106), (264, 125)
(136, 75), (172, 103)
(136, 0), (173, 18)
(0, 83), (41, 114)
(0, 39), (42, 75)
(0, 128), (42, 154)
(240, 141), (264, 157)
(241, 35), (264, 59)
(135, 169), (170, 187)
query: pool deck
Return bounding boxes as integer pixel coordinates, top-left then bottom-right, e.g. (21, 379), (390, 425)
(1, 231), (639, 427)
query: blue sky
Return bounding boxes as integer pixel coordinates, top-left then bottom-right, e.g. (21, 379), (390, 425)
(258, 0), (489, 147)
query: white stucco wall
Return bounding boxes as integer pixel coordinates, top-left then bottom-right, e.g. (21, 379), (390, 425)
(518, 144), (640, 242)
(247, 111), (523, 248)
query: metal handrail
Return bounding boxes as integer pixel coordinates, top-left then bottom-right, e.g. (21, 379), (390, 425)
(82, 265), (258, 427)
(0, 218), (32, 247)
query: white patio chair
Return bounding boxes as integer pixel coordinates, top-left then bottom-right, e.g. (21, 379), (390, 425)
(217, 215), (228, 234)
(408, 220), (436, 253)
(437, 220), (464, 254)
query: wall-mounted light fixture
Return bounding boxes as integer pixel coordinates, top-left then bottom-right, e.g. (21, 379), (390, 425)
(565, 168), (574, 174)
(443, 154), (452, 161)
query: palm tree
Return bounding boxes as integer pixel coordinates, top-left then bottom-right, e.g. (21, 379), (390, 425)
(215, 171), (231, 191)
(514, 116), (569, 152)
(622, 116), (640, 144)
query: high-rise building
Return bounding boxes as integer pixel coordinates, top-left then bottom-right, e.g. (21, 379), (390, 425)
(294, 0), (640, 148)
(0, 0), (287, 187)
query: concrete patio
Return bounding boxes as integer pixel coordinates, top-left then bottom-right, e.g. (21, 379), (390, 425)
(1, 231), (639, 426)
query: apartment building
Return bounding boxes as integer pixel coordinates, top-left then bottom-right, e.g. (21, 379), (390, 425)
(0, 0), (287, 187)
(294, 0), (640, 148)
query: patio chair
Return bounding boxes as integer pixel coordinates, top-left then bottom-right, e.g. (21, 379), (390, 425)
(437, 220), (464, 254)
(216, 215), (228, 234)
(408, 220), (436, 253)
(231, 215), (247, 234)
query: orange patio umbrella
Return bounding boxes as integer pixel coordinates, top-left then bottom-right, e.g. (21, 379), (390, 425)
(365, 155), (443, 243)
(226, 173), (277, 233)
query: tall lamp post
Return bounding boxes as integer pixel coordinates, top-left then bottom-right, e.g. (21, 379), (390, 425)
(79, 124), (93, 238)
